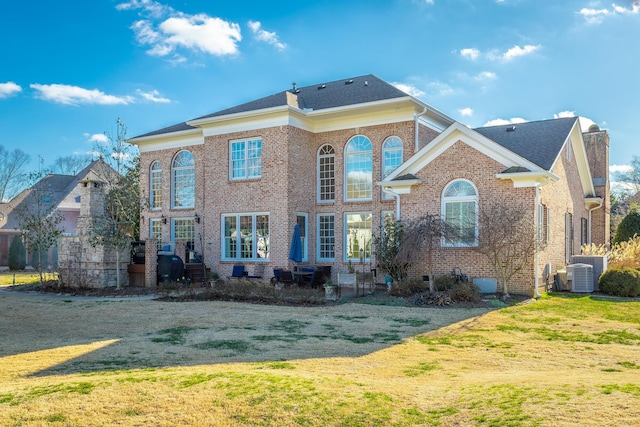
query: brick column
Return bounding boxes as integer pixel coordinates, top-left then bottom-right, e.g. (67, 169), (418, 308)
(145, 238), (158, 288)
(175, 240), (187, 263)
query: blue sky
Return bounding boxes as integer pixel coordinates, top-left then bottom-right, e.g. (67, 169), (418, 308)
(1, 0), (638, 181)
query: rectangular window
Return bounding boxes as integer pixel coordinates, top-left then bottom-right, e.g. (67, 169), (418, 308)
(296, 213), (308, 262)
(444, 201), (477, 246)
(318, 214), (335, 261)
(230, 138), (262, 180)
(581, 217), (589, 246)
(171, 218), (195, 250)
(222, 213), (270, 260)
(150, 167), (162, 209)
(150, 218), (162, 250)
(318, 154), (335, 202)
(344, 212), (372, 261)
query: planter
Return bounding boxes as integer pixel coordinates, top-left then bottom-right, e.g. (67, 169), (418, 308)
(324, 285), (338, 302)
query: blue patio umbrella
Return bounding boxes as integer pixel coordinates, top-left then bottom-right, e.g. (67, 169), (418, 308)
(289, 223), (302, 263)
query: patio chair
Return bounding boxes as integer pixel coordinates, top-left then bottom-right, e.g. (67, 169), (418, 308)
(246, 264), (264, 279)
(228, 264), (245, 280)
(277, 270), (295, 287)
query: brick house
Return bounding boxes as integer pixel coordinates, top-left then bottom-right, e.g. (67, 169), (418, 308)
(130, 74), (609, 295)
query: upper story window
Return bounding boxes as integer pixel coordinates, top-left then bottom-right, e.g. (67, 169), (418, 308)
(230, 138), (262, 180)
(381, 136), (403, 200)
(172, 151), (195, 209)
(441, 179), (478, 247)
(317, 144), (335, 202)
(150, 161), (162, 209)
(345, 135), (372, 201)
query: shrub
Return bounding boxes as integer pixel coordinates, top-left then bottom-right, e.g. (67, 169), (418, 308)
(448, 281), (481, 303)
(599, 268), (640, 297)
(390, 278), (428, 297)
(613, 209), (640, 244)
(8, 235), (26, 270)
(609, 235), (640, 269)
(434, 275), (457, 291)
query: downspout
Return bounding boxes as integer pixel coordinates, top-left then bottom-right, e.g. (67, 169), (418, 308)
(384, 187), (401, 220)
(587, 201), (603, 245)
(414, 107), (428, 152)
(534, 184), (542, 298)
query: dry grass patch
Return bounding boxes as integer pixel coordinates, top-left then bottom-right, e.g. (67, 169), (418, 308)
(1, 293), (640, 426)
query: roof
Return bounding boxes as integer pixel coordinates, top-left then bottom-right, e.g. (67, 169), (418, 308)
(0, 159), (116, 231)
(474, 117), (578, 170)
(133, 74), (410, 139)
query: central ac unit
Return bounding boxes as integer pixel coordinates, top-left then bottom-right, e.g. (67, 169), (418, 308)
(568, 263), (594, 293)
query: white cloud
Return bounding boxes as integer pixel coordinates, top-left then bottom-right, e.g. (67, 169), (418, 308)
(474, 71), (497, 81)
(553, 111), (598, 132)
(159, 14), (241, 56)
(483, 117), (527, 126)
(120, 2), (242, 59)
(116, 0), (173, 18)
(391, 82), (426, 98)
(0, 81), (22, 98)
(459, 107), (474, 117)
(30, 84), (134, 106)
(460, 48), (480, 60)
(613, 1), (640, 14)
(248, 20), (286, 50)
(84, 133), (109, 143)
(578, 1), (639, 24)
(502, 44), (540, 61)
(136, 89), (171, 103)
(610, 164), (634, 174)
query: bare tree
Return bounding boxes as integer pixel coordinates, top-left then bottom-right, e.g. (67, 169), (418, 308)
(0, 146), (31, 202)
(50, 155), (93, 175)
(473, 202), (539, 297)
(372, 219), (411, 282)
(16, 171), (64, 284)
(88, 119), (141, 289)
(396, 214), (458, 293)
(615, 155), (640, 196)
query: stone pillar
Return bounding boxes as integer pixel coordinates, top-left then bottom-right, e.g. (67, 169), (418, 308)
(145, 238), (158, 288)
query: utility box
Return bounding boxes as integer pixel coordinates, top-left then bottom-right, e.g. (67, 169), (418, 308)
(473, 277), (497, 293)
(570, 255), (607, 291)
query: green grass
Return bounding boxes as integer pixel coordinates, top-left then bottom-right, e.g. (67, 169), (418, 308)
(0, 271), (42, 286)
(150, 326), (199, 345)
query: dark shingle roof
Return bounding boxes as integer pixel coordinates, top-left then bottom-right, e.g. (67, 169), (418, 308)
(474, 117), (578, 170)
(133, 74), (408, 139)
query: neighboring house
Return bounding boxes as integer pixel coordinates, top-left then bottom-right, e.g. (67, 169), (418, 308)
(129, 74), (609, 294)
(0, 160), (112, 267)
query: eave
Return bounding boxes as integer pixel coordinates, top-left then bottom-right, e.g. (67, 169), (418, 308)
(495, 170), (560, 188)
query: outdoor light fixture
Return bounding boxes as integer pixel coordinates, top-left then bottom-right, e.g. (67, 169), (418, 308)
(195, 213), (201, 224)
(161, 215), (166, 224)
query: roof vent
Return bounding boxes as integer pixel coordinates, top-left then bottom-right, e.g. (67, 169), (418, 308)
(318, 84), (326, 90)
(588, 124), (600, 132)
(345, 79), (353, 85)
(291, 82), (300, 93)
(364, 80), (368, 86)
(506, 125), (516, 132)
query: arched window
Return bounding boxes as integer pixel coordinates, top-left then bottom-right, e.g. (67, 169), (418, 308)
(150, 161), (162, 209)
(344, 135), (372, 201)
(317, 144), (335, 202)
(172, 151), (194, 208)
(381, 136), (403, 200)
(441, 179), (478, 247)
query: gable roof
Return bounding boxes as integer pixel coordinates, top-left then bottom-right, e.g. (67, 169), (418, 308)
(132, 74), (453, 141)
(0, 159), (115, 231)
(473, 117), (578, 170)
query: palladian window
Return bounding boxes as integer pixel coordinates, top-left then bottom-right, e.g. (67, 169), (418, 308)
(172, 151), (195, 208)
(442, 179), (478, 247)
(344, 135), (372, 201)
